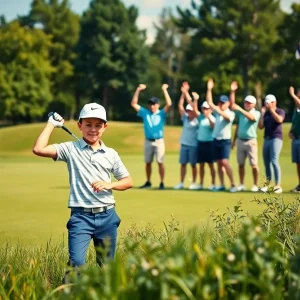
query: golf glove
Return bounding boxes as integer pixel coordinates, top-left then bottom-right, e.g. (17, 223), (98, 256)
(48, 112), (64, 128)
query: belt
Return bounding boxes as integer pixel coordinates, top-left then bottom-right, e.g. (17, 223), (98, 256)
(71, 204), (115, 214)
(146, 138), (162, 142)
(238, 138), (254, 141)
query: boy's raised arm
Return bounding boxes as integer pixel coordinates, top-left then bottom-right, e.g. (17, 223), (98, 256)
(230, 81), (238, 109)
(178, 91), (185, 117)
(161, 84), (172, 113)
(206, 78), (218, 111)
(191, 92), (201, 116)
(33, 113), (64, 159)
(131, 84), (146, 112)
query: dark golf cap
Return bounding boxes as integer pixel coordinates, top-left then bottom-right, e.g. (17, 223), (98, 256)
(219, 95), (229, 103)
(148, 97), (160, 104)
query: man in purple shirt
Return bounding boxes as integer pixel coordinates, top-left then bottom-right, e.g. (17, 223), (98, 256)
(258, 94), (285, 193)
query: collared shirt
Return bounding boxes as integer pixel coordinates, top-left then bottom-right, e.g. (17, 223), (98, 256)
(180, 114), (199, 147)
(264, 108), (285, 140)
(197, 114), (215, 142)
(137, 107), (167, 139)
(236, 109), (261, 139)
(54, 139), (130, 208)
(212, 109), (235, 140)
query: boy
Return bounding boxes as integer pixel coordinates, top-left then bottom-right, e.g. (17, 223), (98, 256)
(131, 83), (172, 189)
(33, 103), (133, 271)
(206, 78), (237, 192)
(230, 81), (261, 192)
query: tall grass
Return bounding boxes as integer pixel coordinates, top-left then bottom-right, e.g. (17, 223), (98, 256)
(1, 194), (300, 299)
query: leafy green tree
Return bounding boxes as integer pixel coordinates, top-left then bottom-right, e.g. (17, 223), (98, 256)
(176, 0), (283, 101)
(24, 0), (80, 117)
(75, 0), (149, 120)
(268, 3), (300, 117)
(0, 21), (53, 123)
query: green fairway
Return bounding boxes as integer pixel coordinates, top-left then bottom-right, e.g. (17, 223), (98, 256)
(0, 121), (298, 245)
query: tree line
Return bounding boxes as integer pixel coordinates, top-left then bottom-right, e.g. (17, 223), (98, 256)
(0, 0), (299, 124)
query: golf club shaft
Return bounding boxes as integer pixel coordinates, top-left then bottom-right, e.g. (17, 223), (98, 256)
(61, 126), (80, 141)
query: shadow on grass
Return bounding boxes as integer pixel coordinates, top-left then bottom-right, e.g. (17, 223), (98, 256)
(132, 186), (298, 195)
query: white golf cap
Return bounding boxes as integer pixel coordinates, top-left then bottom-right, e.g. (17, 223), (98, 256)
(244, 95), (257, 104)
(265, 94), (276, 103)
(78, 103), (107, 122)
(201, 101), (210, 108)
(186, 104), (193, 111)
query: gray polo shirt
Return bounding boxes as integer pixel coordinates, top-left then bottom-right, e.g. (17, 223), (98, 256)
(54, 139), (129, 208)
(213, 109), (235, 140)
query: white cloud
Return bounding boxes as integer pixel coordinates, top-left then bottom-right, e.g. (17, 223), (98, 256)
(126, 0), (164, 9)
(137, 15), (159, 44)
(137, 15), (158, 29)
(281, 0), (294, 12)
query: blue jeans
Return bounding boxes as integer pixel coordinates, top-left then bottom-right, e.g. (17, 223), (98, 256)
(66, 208), (121, 267)
(263, 138), (283, 184)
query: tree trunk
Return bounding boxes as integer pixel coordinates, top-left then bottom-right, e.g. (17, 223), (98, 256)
(74, 89), (80, 120)
(255, 81), (262, 110)
(243, 64), (249, 97)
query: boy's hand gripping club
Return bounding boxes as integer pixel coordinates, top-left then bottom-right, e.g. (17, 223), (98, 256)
(48, 112), (80, 141)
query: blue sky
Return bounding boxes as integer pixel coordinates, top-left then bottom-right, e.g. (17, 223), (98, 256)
(0, 0), (298, 44)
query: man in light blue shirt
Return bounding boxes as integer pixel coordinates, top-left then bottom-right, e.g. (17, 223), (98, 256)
(230, 81), (261, 192)
(131, 83), (172, 189)
(206, 78), (237, 192)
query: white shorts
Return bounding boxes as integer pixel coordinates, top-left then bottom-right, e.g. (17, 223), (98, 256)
(144, 139), (165, 163)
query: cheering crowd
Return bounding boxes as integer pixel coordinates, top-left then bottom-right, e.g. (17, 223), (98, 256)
(131, 79), (300, 193)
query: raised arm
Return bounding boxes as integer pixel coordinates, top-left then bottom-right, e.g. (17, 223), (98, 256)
(33, 113), (64, 159)
(161, 84), (172, 113)
(230, 81), (255, 120)
(182, 82), (193, 106)
(289, 86), (300, 108)
(230, 81), (238, 109)
(131, 84), (147, 112)
(178, 92), (185, 117)
(206, 80), (232, 121)
(206, 78), (218, 111)
(258, 107), (266, 129)
(191, 92), (200, 116)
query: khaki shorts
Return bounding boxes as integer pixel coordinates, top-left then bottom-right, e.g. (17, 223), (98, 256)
(144, 139), (165, 163)
(237, 138), (258, 166)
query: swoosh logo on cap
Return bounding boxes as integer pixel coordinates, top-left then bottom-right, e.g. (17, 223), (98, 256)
(91, 107), (100, 110)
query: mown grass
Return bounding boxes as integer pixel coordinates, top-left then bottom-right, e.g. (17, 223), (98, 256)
(0, 122), (297, 245)
(0, 118), (299, 298)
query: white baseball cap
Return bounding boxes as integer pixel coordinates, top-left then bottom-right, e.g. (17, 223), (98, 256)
(244, 95), (257, 104)
(186, 104), (193, 111)
(265, 94), (276, 103)
(78, 103), (107, 122)
(201, 101), (210, 108)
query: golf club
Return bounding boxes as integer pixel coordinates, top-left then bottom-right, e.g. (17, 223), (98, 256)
(48, 112), (80, 141)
